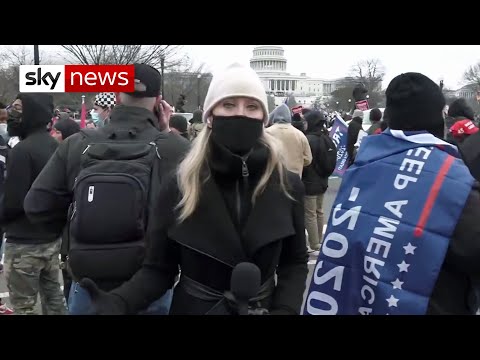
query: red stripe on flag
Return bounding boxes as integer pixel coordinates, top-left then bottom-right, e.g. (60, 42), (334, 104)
(80, 99), (87, 129)
(414, 155), (455, 237)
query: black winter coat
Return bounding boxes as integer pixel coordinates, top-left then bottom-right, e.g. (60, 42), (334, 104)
(111, 141), (309, 315)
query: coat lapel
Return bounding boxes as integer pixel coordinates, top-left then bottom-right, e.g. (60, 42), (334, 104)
(242, 180), (296, 257)
(168, 177), (296, 266)
(168, 178), (247, 267)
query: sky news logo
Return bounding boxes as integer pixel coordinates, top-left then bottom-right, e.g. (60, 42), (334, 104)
(19, 65), (135, 93)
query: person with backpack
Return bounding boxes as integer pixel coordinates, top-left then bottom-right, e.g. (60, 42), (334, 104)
(302, 111), (337, 253)
(24, 63), (191, 315)
(72, 63), (308, 316)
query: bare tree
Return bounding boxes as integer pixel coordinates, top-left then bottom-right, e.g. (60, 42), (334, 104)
(163, 61), (212, 112)
(60, 45), (186, 70)
(0, 46), (52, 103)
(350, 59), (385, 93)
(349, 59), (386, 107)
(0, 46), (80, 106)
(0, 45), (52, 66)
(464, 62), (480, 87)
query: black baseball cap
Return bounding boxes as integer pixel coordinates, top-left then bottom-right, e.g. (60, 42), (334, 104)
(127, 63), (162, 98)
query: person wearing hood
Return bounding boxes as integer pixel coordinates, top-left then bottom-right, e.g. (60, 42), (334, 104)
(188, 109), (204, 140)
(52, 118), (81, 142)
(75, 63), (308, 315)
(265, 103), (312, 177)
(1, 93), (66, 315)
(305, 73), (480, 315)
(302, 111), (334, 254)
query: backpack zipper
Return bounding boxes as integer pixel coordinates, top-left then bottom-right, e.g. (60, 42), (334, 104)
(70, 201), (76, 220)
(149, 142), (161, 159)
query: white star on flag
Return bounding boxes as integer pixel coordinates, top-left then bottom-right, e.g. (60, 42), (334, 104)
(397, 261), (410, 272)
(403, 243), (416, 255)
(386, 295), (399, 307)
(391, 278), (404, 290)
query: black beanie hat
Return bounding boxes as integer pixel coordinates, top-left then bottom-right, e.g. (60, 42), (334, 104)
(385, 73), (445, 137)
(169, 114), (188, 133)
(54, 118), (80, 140)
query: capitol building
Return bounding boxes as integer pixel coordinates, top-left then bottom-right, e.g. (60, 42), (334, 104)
(250, 46), (341, 105)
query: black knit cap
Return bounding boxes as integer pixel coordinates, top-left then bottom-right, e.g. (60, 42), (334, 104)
(385, 72), (445, 137)
(169, 114), (188, 133)
(448, 98), (475, 121)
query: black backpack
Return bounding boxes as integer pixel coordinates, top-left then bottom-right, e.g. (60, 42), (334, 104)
(314, 133), (337, 177)
(68, 127), (165, 282)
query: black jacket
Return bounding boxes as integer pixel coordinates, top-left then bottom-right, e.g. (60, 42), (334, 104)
(458, 130), (480, 180)
(302, 130), (329, 195)
(110, 141), (309, 315)
(347, 117), (363, 163)
(24, 105), (190, 287)
(423, 132), (480, 314)
(428, 181), (480, 314)
(1, 94), (59, 243)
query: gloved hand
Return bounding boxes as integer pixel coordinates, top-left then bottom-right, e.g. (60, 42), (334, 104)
(79, 278), (128, 315)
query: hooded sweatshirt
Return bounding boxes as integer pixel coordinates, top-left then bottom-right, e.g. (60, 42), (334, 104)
(1, 93), (59, 243)
(266, 104), (312, 176)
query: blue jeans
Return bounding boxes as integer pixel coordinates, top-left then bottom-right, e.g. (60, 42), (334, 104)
(68, 282), (173, 315)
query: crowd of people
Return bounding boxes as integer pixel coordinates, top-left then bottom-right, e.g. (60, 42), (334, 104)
(0, 61), (479, 315)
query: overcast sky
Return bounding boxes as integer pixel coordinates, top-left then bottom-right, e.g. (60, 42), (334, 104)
(6, 45), (480, 90)
(183, 45), (480, 90)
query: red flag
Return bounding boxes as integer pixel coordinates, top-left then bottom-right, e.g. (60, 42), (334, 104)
(80, 95), (86, 129)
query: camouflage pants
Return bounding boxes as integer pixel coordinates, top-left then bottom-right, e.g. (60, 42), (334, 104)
(4, 239), (67, 315)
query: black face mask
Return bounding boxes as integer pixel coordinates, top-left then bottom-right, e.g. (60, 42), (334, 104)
(211, 115), (264, 155)
(7, 109), (25, 137)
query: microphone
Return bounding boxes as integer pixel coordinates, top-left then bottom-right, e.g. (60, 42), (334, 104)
(230, 262), (261, 315)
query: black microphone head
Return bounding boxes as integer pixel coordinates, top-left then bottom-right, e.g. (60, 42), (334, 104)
(230, 262), (261, 301)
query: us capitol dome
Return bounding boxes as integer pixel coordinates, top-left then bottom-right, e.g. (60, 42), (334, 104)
(250, 45), (340, 102)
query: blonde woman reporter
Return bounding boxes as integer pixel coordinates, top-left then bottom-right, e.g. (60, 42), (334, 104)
(81, 63), (308, 315)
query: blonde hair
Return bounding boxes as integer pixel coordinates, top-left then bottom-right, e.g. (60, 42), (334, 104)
(176, 126), (293, 223)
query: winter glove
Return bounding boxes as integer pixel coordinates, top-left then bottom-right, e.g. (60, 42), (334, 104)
(79, 278), (128, 315)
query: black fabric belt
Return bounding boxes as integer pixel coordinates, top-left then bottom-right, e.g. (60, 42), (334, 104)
(178, 274), (275, 315)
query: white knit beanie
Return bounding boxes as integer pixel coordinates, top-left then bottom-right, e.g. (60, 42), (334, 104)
(202, 63), (269, 123)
